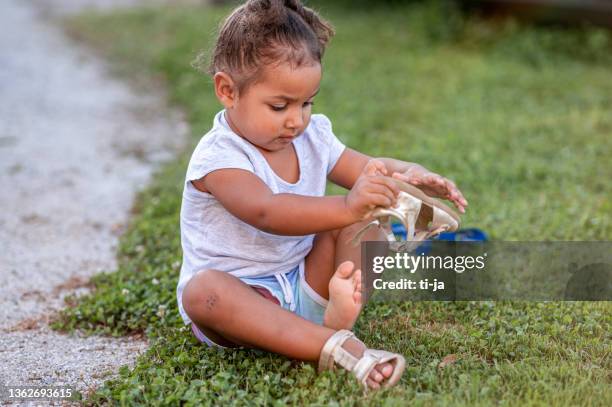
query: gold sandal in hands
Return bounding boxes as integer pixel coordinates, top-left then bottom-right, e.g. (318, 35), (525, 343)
(351, 177), (461, 251)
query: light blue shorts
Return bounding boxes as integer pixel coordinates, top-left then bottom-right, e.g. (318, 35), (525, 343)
(191, 260), (328, 348)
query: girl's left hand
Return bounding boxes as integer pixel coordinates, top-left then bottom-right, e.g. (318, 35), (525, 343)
(391, 166), (468, 213)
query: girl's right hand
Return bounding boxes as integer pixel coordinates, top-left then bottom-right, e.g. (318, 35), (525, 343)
(344, 160), (400, 221)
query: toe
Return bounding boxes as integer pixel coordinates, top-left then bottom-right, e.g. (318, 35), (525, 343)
(369, 370), (383, 382)
(352, 269), (361, 289)
(372, 365), (388, 381)
(366, 378), (381, 390)
(354, 269), (362, 284)
(353, 290), (362, 305)
(378, 362), (394, 378)
(336, 261), (355, 279)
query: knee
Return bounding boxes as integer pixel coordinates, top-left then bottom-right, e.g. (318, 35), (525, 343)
(337, 219), (380, 242)
(326, 220), (370, 242)
(342, 219), (372, 234)
(182, 269), (226, 322)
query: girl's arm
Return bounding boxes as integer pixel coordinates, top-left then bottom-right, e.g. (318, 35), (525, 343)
(329, 149), (468, 213)
(327, 148), (422, 190)
(195, 162), (399, 236)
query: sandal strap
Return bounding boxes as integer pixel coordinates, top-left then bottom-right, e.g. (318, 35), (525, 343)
(349, 221), (379, 247)
(377, 217), (397, 242)
(353, 349), (407, 389)
(319, 331), (407, 391)
(352, 188), (460, 248)
(352, 351), (380, 385)
(318, 329), (357, 373)
(432, 206), (459, 231)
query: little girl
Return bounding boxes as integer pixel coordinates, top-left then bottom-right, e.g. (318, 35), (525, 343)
(177, 0), (467, 391)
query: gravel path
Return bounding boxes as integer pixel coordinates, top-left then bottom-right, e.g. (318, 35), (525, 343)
(0, 0), (188, 401)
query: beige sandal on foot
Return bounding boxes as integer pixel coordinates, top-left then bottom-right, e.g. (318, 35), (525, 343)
(351, 178), (461, 251)
(318, 329), (406, 392)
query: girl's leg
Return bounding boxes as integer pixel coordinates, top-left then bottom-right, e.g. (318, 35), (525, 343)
(183, 269), (332, 360)
(182, 269), (393, 388)
(304, 219), (388, 329)
(303, 220), (395, 387)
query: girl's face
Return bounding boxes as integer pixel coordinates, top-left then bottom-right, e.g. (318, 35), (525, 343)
(223, 61), (322, 152)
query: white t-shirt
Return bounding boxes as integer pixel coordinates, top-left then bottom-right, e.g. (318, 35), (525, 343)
(176, 110), (345, 324)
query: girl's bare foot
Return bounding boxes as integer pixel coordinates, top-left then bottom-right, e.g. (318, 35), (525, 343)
(323, 261), (362, 330)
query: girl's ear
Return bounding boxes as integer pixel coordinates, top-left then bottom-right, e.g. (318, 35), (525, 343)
(214, 72), (237, 109)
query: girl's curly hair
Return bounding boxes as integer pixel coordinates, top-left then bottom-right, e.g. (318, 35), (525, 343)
(197, 0), (335, 94)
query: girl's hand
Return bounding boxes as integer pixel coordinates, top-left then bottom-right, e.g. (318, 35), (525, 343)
(345, 160), (399, 221)
(391, 166), (468, 213)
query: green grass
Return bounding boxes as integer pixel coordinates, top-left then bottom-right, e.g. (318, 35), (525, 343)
(56, 1), (611, 404)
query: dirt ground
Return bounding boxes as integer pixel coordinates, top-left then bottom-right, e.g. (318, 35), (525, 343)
(0, 0), (188, 398)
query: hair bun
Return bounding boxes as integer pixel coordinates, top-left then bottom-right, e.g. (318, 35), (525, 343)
(204, 0), (334, 92)
(245, 0), (286, 26)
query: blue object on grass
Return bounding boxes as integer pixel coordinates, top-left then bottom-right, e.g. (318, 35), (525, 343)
(390, 224), (488, 255)
(436, 228), (488, 242)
